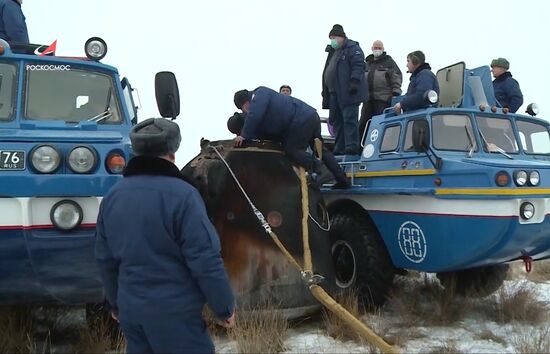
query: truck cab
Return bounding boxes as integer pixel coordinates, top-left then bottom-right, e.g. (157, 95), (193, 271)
(0, 38), (138, 304)
(324, 62), (550, 305)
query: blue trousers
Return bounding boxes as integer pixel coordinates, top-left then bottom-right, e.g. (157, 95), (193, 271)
(119, 316), (214, 354)
(329, 94), (360, 155)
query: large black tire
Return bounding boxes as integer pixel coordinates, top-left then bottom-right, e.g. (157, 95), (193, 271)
(329, 210), (395, 309)
(437, 264), (509, 297)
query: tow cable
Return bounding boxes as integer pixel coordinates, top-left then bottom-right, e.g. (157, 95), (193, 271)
(211, 145), (398, 354)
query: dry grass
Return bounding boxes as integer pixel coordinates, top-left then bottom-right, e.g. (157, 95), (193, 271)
(527, 259), (550, 283)
(322, 289), (365, 342)
(425, 339), (464, 354)
(512, 326), (550, 353)
(228, 301), (288, 353)
(482, 284), (548, 324)
(0, 306), (41, 353)
(387, 274), (469, 327)
(474, 329), (507, 346)
(73, 312), (125, 354)
(386, 327), (426, 348)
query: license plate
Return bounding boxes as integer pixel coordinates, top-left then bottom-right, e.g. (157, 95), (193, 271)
(0, 151), (25, 170)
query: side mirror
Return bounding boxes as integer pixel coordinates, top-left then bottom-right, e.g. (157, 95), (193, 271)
(412, 120), (430, 152)
(155, 72), (180, 119)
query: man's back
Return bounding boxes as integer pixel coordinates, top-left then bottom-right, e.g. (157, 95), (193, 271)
(97, 171), (233, 322)
(0, 0), (29, 43)
(241, 86), (316, 140)
(493, 72), (523, 113)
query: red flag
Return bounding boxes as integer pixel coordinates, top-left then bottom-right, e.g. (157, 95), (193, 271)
(34, 40), (57, 56)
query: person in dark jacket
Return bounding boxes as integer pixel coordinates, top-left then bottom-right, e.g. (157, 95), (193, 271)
(0, 0), (29, 44)
(279, 84), (292, 96)
(359, 40), (402, 138)
(322, 24), (368, 155)
(227, 111), (245, 135)
(394, 50), (439, 114)
(491, 57), (523, 113)
(233, 87), (350, 189)
(96, 118), (235, 353)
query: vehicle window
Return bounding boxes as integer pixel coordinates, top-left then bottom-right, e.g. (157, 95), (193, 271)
(24, 65), (122, 124)
(517, 120), (550, 154)
(380, 125), (401, 152)
(475, 116), (518, 153)
(0, 62), (17, 121)
(432, 114), (477, 152)
(404, 119), (431, 151)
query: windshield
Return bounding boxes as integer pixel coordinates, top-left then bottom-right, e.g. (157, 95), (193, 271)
(24, 65), (122, 124)
(432, 114), (477, 152)
(0, 62), (17, 121)
(517, 120), (550, 154)
(475, 116), (518, 154)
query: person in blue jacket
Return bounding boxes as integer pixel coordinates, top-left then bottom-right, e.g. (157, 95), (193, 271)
(95, 118), (235, 354)
(0, 0), (29, 44)
(322, 24), (368, 155)
(491, 57), (523, 113)
(394, 50), (439, 114)
(233, 86), (350, 189)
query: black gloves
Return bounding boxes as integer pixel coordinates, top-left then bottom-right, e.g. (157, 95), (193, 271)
(349, 79), (359, 95)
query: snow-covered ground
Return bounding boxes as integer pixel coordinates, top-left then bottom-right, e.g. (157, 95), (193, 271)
(9, 267), (549, 353)
(214, 272), (550, 353)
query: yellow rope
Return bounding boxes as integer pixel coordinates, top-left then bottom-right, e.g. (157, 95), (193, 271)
(211, 144), (397, 353)
(299, 168), (313, 271)
(292, 167), (397, 354)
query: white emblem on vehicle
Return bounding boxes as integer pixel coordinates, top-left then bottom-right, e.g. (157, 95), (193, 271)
(363, 144), (375, 158)
(398, 221), (427, 263)
(370, 129), (379, 142)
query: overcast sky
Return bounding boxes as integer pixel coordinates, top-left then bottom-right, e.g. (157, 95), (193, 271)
(24, 0), (550, 166)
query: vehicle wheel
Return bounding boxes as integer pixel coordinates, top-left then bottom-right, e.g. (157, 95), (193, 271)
(437, 264), (509, 297)
(329, 210), (395, 309)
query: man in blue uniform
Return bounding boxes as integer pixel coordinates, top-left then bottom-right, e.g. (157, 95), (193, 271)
(491, 57), (523, 113)
(322, 24), (368, 155)
(394, 50), (439, 113)
(0, 0), (29, 44)
(233, 86), (350, 189)
(96, 118), (235, 353)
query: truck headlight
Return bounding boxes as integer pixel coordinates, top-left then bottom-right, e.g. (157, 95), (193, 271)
(526, 103), (539, 117)
(31, 145), (61, 173)
(520, 202), (535, 220)
(514, 170), (528, 186)
(529, 171), (540, 186)
(68, 146), (97, 173)
(50, 200), (83, 230)
(425, 90), (438, 104)
(84, 37), (107, 61)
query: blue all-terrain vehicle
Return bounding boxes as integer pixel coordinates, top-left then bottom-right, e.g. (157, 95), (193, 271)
(0, 38), (179, 309)
(324, 62), (549, 305)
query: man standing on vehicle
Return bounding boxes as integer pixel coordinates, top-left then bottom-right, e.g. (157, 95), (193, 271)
(96, 118), (235, 353)
(322, 24), (368, 155)
(0, 0), (29, 44)
(359, 40), (402, 137)
(491, 57), (523, 113)
(233, 87), (350, 189)
(394, 50), (439, 114)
